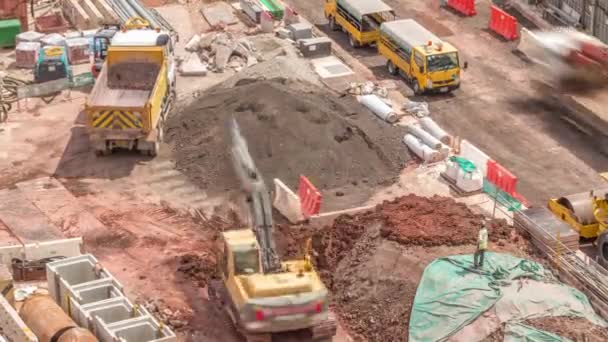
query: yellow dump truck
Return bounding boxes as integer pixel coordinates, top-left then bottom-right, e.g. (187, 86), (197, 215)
(85, 20), (176, 156)
(324, 0), (394, 48)
(378, 19), (463, 94)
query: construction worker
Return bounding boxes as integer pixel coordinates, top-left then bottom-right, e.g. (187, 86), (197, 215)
(474, 224), (488, 268)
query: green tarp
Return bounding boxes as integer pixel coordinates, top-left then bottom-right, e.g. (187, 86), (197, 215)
(483, 179), (522, 211)
(409, 253), (607, 341)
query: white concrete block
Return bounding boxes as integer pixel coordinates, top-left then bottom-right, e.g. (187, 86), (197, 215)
(460, 139), (490, 177)
(24, 237), (82, 261)
(273, 179), (304, 223)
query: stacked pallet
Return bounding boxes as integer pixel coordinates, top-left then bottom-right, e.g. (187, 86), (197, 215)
(514, 207), (579, 253)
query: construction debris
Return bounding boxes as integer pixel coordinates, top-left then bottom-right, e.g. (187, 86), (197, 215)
(185, 31), (258, 73)
(403, 98), (430, 117)
(348, 81), (389, 97)
(178, 53), (208, 76)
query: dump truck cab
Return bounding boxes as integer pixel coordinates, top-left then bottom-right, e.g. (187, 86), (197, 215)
(324, 0), (394, 48)
(85, 17), (176, 156)
(212, 229), (332, 338)
(379, 19), (463, 94)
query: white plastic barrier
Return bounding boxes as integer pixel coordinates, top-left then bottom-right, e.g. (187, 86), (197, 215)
(273, 179), (304, 223)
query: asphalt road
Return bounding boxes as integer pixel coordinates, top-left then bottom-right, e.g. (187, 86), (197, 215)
(286, 0), (608, 205)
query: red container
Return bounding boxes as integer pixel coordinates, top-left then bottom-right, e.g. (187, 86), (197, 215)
(35, 13), (68, 34)
(15, 41), (40, 69)
(66, 37), (90, 65)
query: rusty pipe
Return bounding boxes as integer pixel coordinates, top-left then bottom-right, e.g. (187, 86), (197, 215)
(19, 294), (98, 342)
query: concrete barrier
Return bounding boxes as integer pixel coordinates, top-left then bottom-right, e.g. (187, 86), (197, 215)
(273, 178), (304, 223)
(46, 254), (176, 341)
(96, 315), (176, 342)
(460, 139), (490, 176)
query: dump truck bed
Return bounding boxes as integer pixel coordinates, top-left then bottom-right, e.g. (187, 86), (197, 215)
(87, 66), (151, 108)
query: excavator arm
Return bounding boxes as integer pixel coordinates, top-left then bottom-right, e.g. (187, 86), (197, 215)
(230, 118), (282, 274)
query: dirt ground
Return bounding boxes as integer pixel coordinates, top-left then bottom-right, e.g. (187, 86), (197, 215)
(524, 316), (608, 341)
(285, 0), (608, 206)
(167, 77), (407, 207)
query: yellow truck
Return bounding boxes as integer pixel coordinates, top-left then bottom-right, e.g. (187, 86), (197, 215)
(378, 19), (464, 94)
(324, 0), (394, 48)
(85, 20), (176, 156)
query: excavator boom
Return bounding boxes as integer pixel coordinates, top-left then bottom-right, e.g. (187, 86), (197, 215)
(230, 118), (282, 273)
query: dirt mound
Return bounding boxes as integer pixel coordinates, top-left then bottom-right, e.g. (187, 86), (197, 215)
(166, 78), (407, 195)
(176, 253), (216, 287)
(378, 195), (483, 246)
(306, 195), (537, 342)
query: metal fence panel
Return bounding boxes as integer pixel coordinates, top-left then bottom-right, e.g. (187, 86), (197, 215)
(595, 0), (608, 43)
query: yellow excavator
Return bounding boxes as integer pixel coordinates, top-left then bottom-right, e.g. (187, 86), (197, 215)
(207, 119), (336, 342)
(548, 189), (608, 267)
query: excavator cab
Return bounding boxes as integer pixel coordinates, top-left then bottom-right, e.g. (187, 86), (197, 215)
(219, 230), (262, 280)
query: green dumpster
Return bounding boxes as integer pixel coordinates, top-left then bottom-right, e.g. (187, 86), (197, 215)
(0, 19), (21, 48)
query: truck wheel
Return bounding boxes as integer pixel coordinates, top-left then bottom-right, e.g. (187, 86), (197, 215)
(329, 17), (338, 31)
(148, 142), (159, 157)
(387, 61), (398, 75)
(349, 34), (360, 48)
(413, 81), (422, 95)
(597, 231), (608, 268)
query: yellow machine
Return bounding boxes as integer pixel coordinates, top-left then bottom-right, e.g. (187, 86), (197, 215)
(324, 0), (394, 48)
(548, 189), (608, 266)
(378, 19), (464, 94)
(207, 120), (336, 342)
(85, 17), (176, 156)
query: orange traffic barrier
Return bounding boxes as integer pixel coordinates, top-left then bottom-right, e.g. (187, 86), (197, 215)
(486, 159), (517, 196)
(298, 175), (322, 217)
(447, 0), (476, 16)
(488, 5), (519, 41)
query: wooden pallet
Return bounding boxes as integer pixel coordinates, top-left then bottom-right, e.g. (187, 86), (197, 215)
(440, 172), (483, 197)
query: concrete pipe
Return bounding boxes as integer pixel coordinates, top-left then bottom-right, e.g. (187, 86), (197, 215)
(420, 117), (452, 145)
(406, 124), (442, 149)
(57, 328), (98, 342)
(20, 294), (98, 342)
(357, 95), (398, 123)
(403, 134), (440, 163)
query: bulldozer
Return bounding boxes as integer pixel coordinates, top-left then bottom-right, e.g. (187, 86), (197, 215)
(207, 119), (336, 342)
(548, 189), (608, 267)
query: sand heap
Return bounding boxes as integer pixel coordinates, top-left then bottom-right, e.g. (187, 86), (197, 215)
(166, 78), (407, 195)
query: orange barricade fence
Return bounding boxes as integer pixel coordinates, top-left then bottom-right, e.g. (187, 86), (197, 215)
(488, 5), (519, 41)
(298, 175), (322, 217)
(447, 0), (476, 16)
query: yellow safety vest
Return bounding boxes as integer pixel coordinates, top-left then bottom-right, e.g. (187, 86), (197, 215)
(478, 228), (488, 250)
